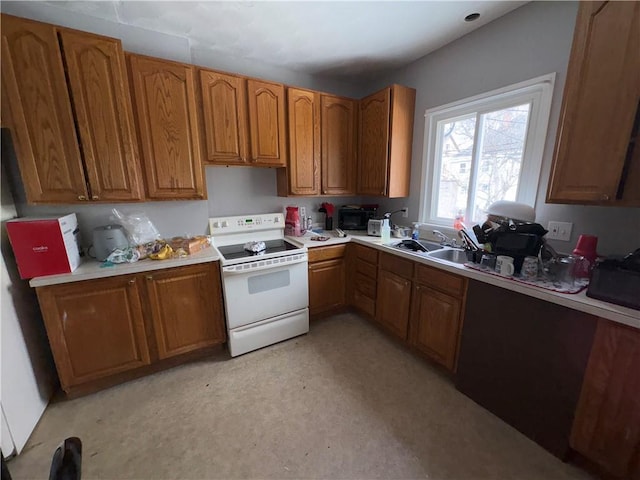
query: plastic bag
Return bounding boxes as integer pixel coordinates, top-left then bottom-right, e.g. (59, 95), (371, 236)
(111, 209), (161, 246)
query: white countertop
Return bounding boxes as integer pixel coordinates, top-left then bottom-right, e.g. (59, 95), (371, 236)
(288, 231), (640, 330)
(29, 247), (220, 288)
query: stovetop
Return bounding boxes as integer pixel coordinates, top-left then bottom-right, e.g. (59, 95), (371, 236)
(216, 239), (301, 261)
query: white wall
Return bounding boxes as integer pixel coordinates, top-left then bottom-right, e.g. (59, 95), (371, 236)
(0, 1), (365, 246)
(365, 1), (640, 256)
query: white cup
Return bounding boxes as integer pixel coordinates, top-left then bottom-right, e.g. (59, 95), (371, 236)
(495, 255), (515, 276)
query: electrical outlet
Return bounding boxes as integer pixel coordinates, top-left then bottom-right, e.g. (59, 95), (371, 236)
(547, 221), (573, 241)
(402, 206), (409, 218)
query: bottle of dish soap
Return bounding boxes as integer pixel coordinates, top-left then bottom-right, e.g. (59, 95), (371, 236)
(381, 218), (391, 244)
(412, 222), (420, 240)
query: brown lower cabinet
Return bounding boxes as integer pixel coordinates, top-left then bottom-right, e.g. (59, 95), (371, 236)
(308, 245), (346, 317)
(376, 253), (413, 340)
(36, 262), (225, 395)
(571, 318), (640, 479)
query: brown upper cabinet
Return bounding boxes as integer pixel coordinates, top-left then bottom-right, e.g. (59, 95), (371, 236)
(277, 88), (357, 196)
(128, 54), (206, 200)
(0, 14), (144, 204)
(199, 68), (287, 167)
(547, 1), (640, 205)
(358, 84), (416, 198)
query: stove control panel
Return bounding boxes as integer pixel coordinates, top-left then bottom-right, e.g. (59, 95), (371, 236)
(209, 213), (285, 236)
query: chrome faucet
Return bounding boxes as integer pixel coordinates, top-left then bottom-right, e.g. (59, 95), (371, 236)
(432, 230), (458, 247)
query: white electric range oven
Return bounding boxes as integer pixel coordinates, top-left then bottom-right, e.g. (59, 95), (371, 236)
(209, 213), (309, 357)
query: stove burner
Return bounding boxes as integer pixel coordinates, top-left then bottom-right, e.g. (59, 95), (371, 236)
(217, 239), (300, 260)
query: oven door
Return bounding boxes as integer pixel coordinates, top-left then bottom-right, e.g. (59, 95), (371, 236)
(221, 254), (309, 329)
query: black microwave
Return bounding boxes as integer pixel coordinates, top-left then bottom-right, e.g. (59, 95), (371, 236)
(338, 206), (377, 230)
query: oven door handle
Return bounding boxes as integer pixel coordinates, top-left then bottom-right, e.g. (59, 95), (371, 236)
(223, 255), (308, 275)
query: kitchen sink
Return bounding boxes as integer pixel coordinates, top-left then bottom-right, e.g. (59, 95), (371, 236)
(427, 248), (468, 264)
(389, 239), (442, 254)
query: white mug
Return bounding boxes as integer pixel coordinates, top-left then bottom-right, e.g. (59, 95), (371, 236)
(495, 255), (515, 276)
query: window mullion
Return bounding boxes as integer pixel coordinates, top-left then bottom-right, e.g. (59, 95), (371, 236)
(466, 112), (484, 223)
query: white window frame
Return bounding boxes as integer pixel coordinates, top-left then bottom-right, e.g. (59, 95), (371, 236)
(419, 73), (556, 227)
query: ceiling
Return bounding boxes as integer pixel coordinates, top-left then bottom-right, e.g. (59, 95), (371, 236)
(44, 1), (528, 79)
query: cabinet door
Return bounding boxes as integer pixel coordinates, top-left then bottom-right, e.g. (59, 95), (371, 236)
(321, 95), (357, 195)
(547, 1), (640, 204)
(60, 29), (143, 202)
(128, 54), (206, 199)
(409, 284), (462, 371)
(308, 258), (345, 316)
(376, 269), (411, 340)
(199, 69), (250, 164)
(144, 264), (226, 360)
(358, 88), (390, 196)
(571, 319), (640, 478)
(0, 14), (87, 203)
(247, 79), (287, 166)
(287, 88), (320, 195)
(36, 275), (150, 390)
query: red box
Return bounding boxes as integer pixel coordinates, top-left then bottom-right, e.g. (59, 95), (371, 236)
(5, 214), (81, 279)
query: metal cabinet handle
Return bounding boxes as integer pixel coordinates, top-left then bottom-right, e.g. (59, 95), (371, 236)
(146, 275), (153, 281)
(602, 193), (610, 201)
(128, 279), (136, 285)
(77, 195), (87, 201)
(92, 195), (99, 200)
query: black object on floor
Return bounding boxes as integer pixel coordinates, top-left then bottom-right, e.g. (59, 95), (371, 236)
(49, 437), (82, 480)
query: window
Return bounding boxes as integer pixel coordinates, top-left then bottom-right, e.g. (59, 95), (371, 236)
(419, 74), (555, 226)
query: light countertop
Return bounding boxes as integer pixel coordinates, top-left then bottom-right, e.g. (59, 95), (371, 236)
(288, 231), (640, 330)
(29, 247), (220, 288)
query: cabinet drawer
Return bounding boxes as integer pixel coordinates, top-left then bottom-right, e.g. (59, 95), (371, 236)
(416, 264), (465, 297)
(356, 259), (377, 280)
(354, 244), (378, 264)
(353, 290), (375, 317)
(308, 244), (346, 263)
(355, 273), (377, 298)
(380, 252), (414, 279)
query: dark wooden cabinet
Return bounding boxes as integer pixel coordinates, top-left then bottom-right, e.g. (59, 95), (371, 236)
(376, 253), (413, 340)
(36, 274), (151, 389)
(36, 263), (225, 394)
(1, 15), (144, 204)
(358, 84), (415, 197)
(308, 245), (346, 317)
(547, 1), (640, 205)
(128, 54), (206, 199)
(571, 319), (640, 478)
(144, 264), (226, 360)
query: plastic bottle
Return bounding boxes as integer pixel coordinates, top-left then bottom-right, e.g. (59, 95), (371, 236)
(454, 211), (465, 230)
(381, 218), (391, 244)
(412, 222), (420, 240)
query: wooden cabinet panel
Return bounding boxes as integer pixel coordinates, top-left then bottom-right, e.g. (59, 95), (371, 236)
(357, 85), (415, 198)
(379, 252), (413, 279)
(354, 244), (378, 264)
(309, 258), (346, 316)
(358, 88), (390, 196)
(247, 79), (287, 166)
(128, 54), (205, 199)
(355, 273), (376, 298)
(145, 264), (226, 360)
(415, 264), (466, 297)
(287, 88), (320, 194)
(59, 29), (143, 202)
(547, 1), (640, 204)
(307, 244), (346, 263)
(409, 284), (462, 371)
(571, 319), (640, 478)
(321, 95), (356, 195)
(376, 270), (411, 340)
(36, 275), (151, 389)
(199, 69), (249, 164)
(353, 290), (375, 318)
(0, 14), (87, 203)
